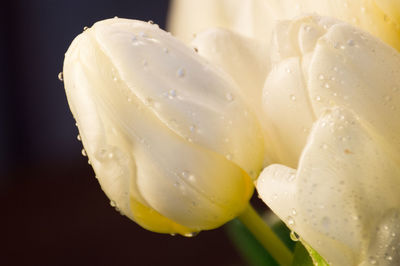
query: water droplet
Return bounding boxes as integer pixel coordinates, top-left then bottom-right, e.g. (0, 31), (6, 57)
(127, 97), (132, 102)
(83, 26), (89, 31)
(108, 152), (114, 159)
(144, 97), (153, 106)
(324, 83), (330, 89)
(392, 232), (396, 237)
(285, 68), (291, 73)
(321, 216), (331, 228)
(315, 95), (321, 101)
(81, 148), (87, 157)
(225, 153), (233, 160)
(176, 67), (185, 78)
(292, 209), (297, 216)
(287, 216), (295, 226)
(290, 95), (296, 101)
(58, 72), (63, 81)
(384, 14), (389, 22)
(170, 233), (176, 236)
(168, 89), (177, 99)
(386, 255), (393, 261)
(318, 74), (325, 80)
(77, 134), (81, 141)
(347, 39), (355, 46)
(225, 92), (234, 102)
(148, 20), (154, 25)
(110, 200), (116, 207)
(286, 173), (296, 182)
(184, 232), (198, 237)
(290, 231), (300, 241)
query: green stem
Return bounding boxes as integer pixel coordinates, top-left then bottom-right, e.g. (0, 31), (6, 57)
(237, 204), (293, 266)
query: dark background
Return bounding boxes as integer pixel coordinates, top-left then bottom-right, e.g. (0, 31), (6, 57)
(0, 1), (245, 265)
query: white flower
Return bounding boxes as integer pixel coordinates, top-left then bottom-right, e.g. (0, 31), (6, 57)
(62, 18), (264, 235)
(257, 15), (400, 265)
(168, 0), (400, 51)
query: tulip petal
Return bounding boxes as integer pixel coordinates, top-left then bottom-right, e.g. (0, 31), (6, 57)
(168, 0), (400, 51)
(375, 0), (400, 27)
(63, 18), (263, 233)
(262, 57), (315, 168)
(307, 22), (400, 156)
(93, 19), (264, 178)
(257, 106), (400, 265)
(168, 0), (273, 47)
(191, 28), (269, 116)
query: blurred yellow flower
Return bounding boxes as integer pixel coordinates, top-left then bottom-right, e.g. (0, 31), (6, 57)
(168, 0), (400, 51)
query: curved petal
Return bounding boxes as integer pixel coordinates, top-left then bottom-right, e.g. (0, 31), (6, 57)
(63, 18), (263, 234)
(167, 0), (273, 47)
(168, 0), (400, 51)
(257, 107), (400, 265)
(191, 28), (269, 116)
(262, 57), (315, 168)
(307, 21), (400, 156)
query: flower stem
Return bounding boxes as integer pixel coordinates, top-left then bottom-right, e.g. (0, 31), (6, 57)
(237, 205), (293, 266)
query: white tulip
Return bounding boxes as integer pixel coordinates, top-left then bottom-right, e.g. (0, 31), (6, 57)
(257, 15), (400, 265)
(62, 18), (264, 235)
(168, 0), (400, 51)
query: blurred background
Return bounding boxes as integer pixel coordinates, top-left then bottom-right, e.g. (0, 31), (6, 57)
(0, 1), (250, 265)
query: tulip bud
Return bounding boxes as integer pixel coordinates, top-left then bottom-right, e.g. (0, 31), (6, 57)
(62, 18), (264, 235)
(258, 15), (400, 265)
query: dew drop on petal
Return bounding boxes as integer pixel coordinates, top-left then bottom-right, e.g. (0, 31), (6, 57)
(58, 72), (63, 81)
(168, 89), (177, 99)
(287, 216), (295, 226)
(77, 134), (81, 141)
(81, 148), (87, 157)
(287, 173), (296, 182)
(347, 39), (355, 46)
(290, 231), (300, 241)
(176, 67), (185, 78)
(225, 92), (234, 102)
